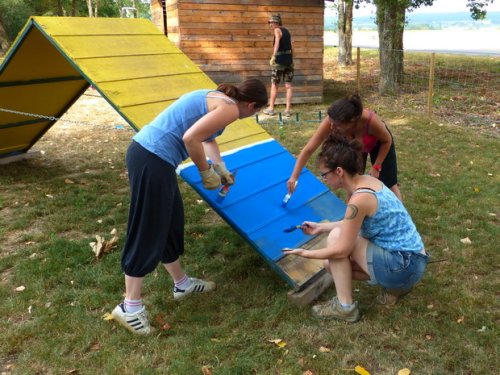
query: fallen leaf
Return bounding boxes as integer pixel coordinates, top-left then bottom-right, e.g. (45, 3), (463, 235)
(425, 334), (432, 340)
(473, 187), (480, 193)
(319, 346), (331, 353)
(268, 338), (287, 348)
(355, 365), (371, 375)
(65, 179), (75, 184)
(90, 234), (119, 258)
(45, 194), (54, 199)
(154, 315), (172, 331)
(15, 285), (26, 292)
(110, 228), (117, 235)
(477, 326), (487, 332)
(429, 173), (441, 177)
(457, 316), (465, 324)
(460, 237), (472, 245)
(201, 366), (212, 375)
(102, 313), (114, 321)
(398, 369), (411, 375)
(90, 342), (100, 351)
(303, 371), (314, 375)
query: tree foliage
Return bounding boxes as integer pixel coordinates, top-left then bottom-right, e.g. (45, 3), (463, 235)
(0, 0), (151, 45)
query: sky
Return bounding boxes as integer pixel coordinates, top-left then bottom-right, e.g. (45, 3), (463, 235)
(326, 0), (500, 17)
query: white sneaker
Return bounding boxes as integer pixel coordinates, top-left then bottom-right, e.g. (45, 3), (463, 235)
(173, 277), (216, 300)
(111, 303), (153, 335)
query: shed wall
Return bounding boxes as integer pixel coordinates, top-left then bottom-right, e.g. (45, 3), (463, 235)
(151, 0), (325, 104)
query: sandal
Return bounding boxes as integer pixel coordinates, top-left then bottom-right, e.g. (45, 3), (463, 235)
(262, 108), (276, 116)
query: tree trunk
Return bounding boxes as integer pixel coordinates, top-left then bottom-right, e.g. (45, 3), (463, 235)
(87, 0), (93, 17)
(375, 1), (406, 95)
(338, 0), (353, 66)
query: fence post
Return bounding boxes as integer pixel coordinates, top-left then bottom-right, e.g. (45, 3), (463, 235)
(356, 47), (361, 95)
(427, 53), (436, 118)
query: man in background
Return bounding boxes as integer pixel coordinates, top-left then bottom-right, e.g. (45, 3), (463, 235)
(263, 15), (294, 117)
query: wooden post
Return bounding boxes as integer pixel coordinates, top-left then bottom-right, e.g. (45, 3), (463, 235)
(427, 53), (436, 118)
(356, 47), (361, 95)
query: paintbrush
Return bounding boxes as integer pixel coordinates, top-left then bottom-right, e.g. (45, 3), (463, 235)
(281, 181), (298, 207)
(218, 169), (238, 197)
(283, 223), (309, 233)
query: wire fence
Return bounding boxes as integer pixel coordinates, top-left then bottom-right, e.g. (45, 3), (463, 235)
(324, 47), (500, 129)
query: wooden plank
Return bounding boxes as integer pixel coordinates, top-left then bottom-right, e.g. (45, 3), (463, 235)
(178, 3), (323, 13)
(0, 28), (80, 82)
(77, 54), (201, 83)
(177, 15), (322, 25)
(35, 17), (158, 36)
(55, 35), (176, 59)
(98, 73), (215, 108)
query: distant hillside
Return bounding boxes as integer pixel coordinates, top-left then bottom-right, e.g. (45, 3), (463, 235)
(325, 11), (500, 31)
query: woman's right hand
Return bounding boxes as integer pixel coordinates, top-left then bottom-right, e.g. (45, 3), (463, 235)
(200, 165), (221, 190)
(301, 221), (321, 235)
(287, 178), (298, 194)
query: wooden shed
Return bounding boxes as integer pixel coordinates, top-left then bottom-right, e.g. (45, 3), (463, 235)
(150, 0), (325, 104)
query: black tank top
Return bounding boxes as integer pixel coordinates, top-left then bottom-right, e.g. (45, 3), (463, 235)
(274, 27), (293, 65)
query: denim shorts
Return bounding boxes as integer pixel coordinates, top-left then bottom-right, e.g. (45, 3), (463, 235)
(366, 242), (429, 290)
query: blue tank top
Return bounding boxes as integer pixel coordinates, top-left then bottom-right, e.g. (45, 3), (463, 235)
(133, 89), (226, 168)
(355, 185), (424, 252)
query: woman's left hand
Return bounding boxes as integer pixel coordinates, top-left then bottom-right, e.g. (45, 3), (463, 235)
(370, 167), (380, 178)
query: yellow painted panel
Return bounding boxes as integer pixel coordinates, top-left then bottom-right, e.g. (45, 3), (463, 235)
(54, 35), (176, 59)
(100, 73), (216, 109)
(75, 54), (201, 83)
(0, 81), (88, 122)
(0, 123), (48, 153)
(0, 28), (79, 82)
(120, 101), (178, 129)
(34, 17), (158, 36)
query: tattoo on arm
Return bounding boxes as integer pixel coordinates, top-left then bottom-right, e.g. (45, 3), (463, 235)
(345, 204), (359, 220)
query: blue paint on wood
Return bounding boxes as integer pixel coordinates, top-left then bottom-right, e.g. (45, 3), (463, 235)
(179, 140), (346, 264)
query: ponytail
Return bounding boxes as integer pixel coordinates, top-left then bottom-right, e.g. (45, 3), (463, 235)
(217, 79), (268, 108)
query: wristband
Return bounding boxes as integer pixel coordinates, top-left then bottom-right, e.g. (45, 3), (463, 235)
(373, 164), (382, 172)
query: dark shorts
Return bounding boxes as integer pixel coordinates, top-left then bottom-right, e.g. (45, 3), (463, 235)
(366, 242), (429, 290)
(121, 141), (184, 277)
(271, 65), (294, 84)
(363, 129), (398, 189)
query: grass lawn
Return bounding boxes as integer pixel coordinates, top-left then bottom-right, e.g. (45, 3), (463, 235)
(0, 49), (498, 374)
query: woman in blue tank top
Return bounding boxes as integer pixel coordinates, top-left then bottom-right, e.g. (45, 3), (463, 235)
(112, 79), (268, 335)
(284, 134), (428, 323)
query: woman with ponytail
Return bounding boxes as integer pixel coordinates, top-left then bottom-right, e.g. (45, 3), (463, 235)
(287, 94), (402, 201)
(284, 134), (427, 322)
(112, 79), (268, 335)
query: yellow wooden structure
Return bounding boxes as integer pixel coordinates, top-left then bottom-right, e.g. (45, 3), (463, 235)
(0, 16), (268, 158)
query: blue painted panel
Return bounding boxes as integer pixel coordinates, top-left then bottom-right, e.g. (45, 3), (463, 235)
(179, 140), (346, 263)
